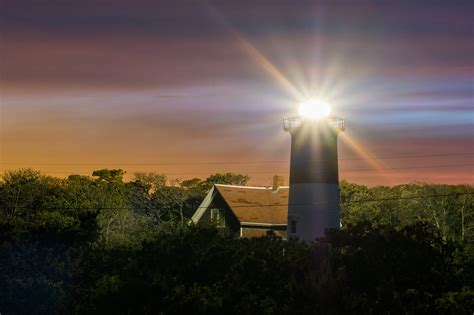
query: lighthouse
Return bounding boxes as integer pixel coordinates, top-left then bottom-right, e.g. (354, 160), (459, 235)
(284, 100), (344, 241)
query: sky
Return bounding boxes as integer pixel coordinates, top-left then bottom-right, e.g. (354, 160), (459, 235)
(1, 0), (473, 186)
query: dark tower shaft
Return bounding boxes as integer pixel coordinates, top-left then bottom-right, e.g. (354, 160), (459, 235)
(285, 117), (344, 241)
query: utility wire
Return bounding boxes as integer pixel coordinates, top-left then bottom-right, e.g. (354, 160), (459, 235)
(1, 152), (472, 166)
(2, 163), (472, 176)
(12, 192), (474, 211)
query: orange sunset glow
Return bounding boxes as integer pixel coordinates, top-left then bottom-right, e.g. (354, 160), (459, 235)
(1, 0), (472, 186)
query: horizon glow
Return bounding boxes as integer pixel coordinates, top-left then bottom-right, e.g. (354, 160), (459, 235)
(1, 0), (473, 186)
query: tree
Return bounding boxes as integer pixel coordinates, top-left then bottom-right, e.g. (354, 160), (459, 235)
(204, 173), (250, 190)
(2, 169), (473, 314)
(132, 172), (166, 194)
(92, 169), (126, 183)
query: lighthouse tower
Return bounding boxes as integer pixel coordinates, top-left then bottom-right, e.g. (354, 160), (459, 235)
(284, 100), (344, 241)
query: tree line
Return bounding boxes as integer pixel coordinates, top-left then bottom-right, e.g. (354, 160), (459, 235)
(0, 169), (473, 314)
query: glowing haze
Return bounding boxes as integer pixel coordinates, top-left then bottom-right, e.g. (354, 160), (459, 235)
(298, 99), (331, 118)
(1, 0), (473, 186)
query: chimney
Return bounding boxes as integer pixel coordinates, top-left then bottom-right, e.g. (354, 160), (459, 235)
(272, 175), (284, 192)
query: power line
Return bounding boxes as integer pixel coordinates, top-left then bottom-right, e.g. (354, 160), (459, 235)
(345, 163), (474, 172)
(12, 192), (474, 211)
(1, 163), (472, 176)
(1, 152), (472, 166)
(201, 192), (474, 208)
(344, 192), (474, 204)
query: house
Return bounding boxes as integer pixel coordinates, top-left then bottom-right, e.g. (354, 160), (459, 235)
(190, 176), (288, 238)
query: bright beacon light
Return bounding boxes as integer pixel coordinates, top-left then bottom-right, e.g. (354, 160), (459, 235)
(298, 99), (331, 118)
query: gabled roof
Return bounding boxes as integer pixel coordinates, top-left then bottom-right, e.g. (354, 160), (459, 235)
(191, 184), (289, 225)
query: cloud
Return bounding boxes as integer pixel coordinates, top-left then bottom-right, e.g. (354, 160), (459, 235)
(1, 0), (472, 185)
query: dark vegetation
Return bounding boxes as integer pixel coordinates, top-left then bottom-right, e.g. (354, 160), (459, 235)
(0, 169), (473, 314)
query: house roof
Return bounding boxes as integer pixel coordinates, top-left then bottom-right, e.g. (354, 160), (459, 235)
(191, 184), (289, 225)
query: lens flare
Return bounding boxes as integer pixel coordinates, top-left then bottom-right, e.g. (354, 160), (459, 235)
(298, 99), (331, 118)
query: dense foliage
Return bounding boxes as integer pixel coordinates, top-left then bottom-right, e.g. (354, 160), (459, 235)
(0, 169), (472, 314)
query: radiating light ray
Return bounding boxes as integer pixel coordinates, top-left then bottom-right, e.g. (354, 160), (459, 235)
(306, 36), (349, 101)
(202, 1), (400, 187)
(319, 56), (347, 100)
(202, 1), (303, 101)
(233, 35), (303, 100)
(262, 35), (313, 99)
(339, 133), (396, 185)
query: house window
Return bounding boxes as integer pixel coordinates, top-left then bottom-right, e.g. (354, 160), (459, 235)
(210, 208), (225, 227)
